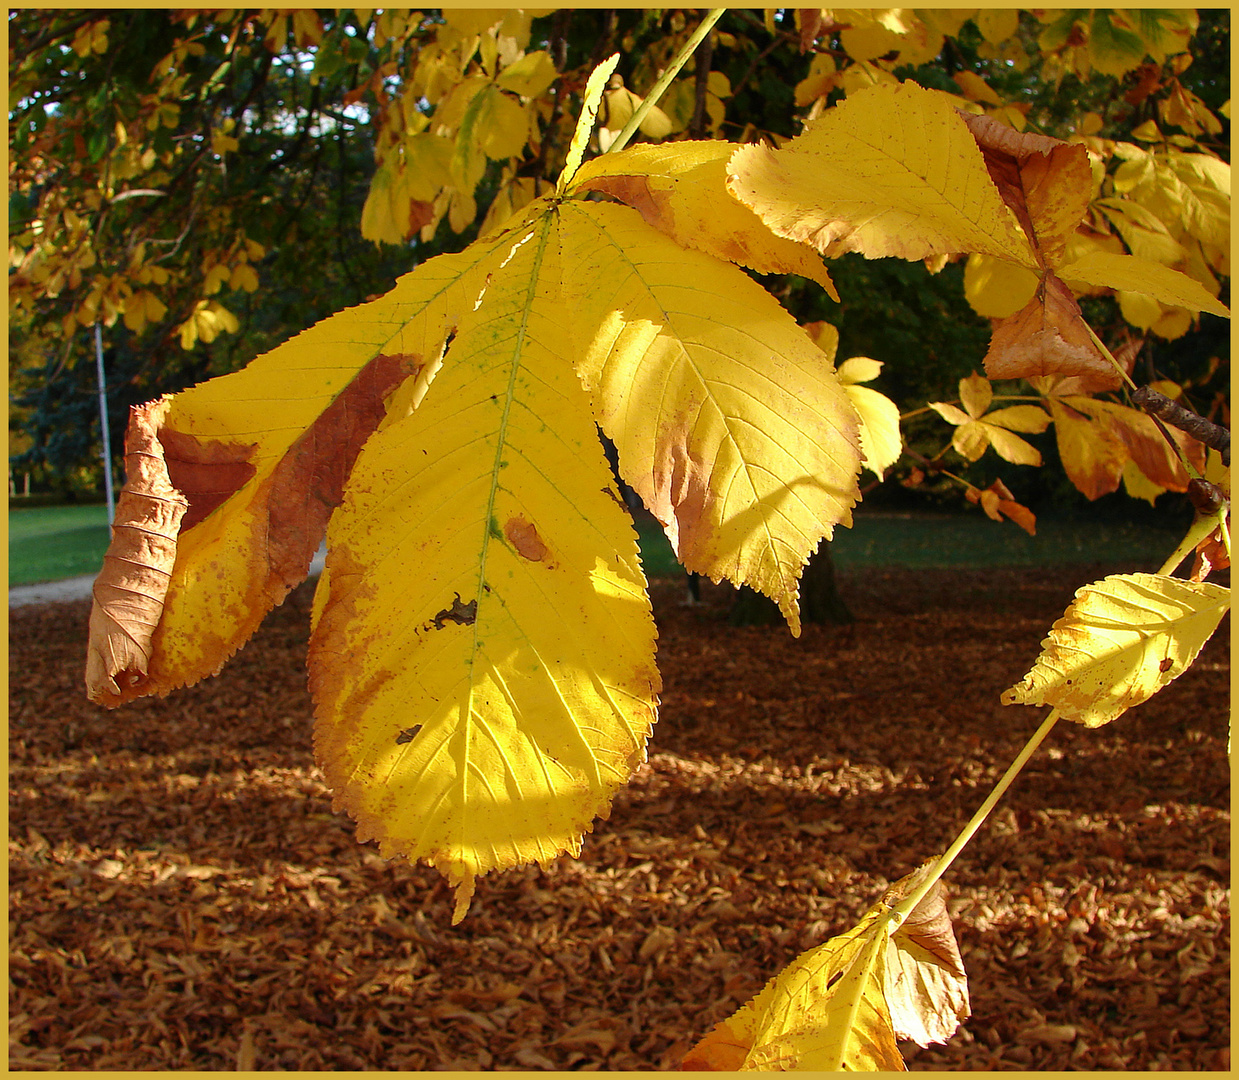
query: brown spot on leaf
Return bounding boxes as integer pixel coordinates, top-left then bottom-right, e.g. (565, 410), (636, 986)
(431, 593), (478, 630)
(159, 431), (257, 532)
(265, 352), (419, 590)
(504, 516), (549, 562)
(396, 724), (423, 745)
(1159, 657), (1175, 673)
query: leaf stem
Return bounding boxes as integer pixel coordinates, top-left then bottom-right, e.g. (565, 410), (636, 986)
(890, 708), (1060, 924)
(605, 8), (725, 156)
(1157, 513), (1221, 576)
(1083, 322), (1138, 393)
(887, 506), (1228, 927)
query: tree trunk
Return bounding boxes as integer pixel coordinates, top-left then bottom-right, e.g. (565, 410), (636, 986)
(728, 544), (854, 627)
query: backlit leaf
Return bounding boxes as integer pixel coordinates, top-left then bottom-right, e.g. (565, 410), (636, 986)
(930, 375), (1049, 467)
(1057, 250), (1231, 317)
(727, 80), (1036, 265)
(682, 862), (968, 1071)
(571, 142), (838, 298)
(1002, 572), (1230, 727)
(309, 214), (658, 923)
(86, 131), (864, 916)
(557, 200), (861, 635)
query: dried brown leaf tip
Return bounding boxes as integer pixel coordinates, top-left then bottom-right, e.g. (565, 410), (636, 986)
(958, 112), (1092, 271)
(85, 399), (189, 706)
(984, 273), (1114, 389)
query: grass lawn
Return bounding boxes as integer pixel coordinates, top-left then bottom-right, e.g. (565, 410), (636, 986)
(9, 502), (1188, 588)
(9, 504), (111, 587)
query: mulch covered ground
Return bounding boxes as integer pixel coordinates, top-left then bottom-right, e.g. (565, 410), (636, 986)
(9, 561), (1230, 1071)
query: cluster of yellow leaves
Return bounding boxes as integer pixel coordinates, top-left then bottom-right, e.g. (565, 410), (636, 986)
(85, 57), (864, 926)
(788, 10), (1226, 345)
(357, 9), (563, 244)
(794, 9), (1024, 118)
(357, 9), (736, 247)
(1035, 10), (1199, 83)
(728, 80), (1226, 515)
(925, 368), (1204, 508)
(683, 862), (969, 1071)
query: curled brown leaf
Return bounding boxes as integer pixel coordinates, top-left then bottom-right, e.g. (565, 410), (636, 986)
(85, 399), (189, 706)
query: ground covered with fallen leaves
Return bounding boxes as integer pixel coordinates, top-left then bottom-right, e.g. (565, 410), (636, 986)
(9, 559), (1230, 1070)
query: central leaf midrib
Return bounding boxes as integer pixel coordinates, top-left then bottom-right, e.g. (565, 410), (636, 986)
(460, 211), (555, 821)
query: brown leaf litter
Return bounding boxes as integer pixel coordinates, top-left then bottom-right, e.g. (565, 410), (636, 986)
(9, 561), (1229, 1070)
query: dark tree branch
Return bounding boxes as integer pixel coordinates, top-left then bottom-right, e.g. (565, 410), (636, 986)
(688, 14), (715, 139)
(1132, 385), (1231, 465)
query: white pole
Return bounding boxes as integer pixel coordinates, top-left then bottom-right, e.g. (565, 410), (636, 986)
(94, 322), (115, 526)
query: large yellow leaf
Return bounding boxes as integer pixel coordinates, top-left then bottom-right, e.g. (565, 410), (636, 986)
(556, 199), (862, 635)
(1002, 573), (1230, 727)
(309, 212), (658, 923)
(682, 862), (969, 1071)
(727, 80), (1036, 265)
(86, 131), (863, 914)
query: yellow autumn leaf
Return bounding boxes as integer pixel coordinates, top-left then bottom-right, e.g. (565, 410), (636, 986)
(309, 218), (658, 925)
(229, 263), (259, 293)
(569, 141), (838, 298)
(360, 162), (404, 245)
(953, 70), (1002, 106)
(203, 263), (230, 295)
(1057, 251), (1231, 317)
(1045, 397), (1127, 500)
(85, 68), (864, 920)
(963, 252), (1039, 318)
(470, 85), (529, 161)
(975, 8), (1019, 46)
(1095, 198), (1190, 267)
(210, 129), (240, 156)
(1002, 573), (1230, 727)
(683, 861), (969, 1071)
(930, 374), (1050, 466)
(557, 199), (861, 634)
(727, 80), (1036, 266)
(495, 50), (558, 99)
(558, 54), (619, 191)
(597, 75), (673, 152)
(837, 357), (902, 477)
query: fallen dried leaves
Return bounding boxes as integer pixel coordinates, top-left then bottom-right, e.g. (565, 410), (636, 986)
(9, 559), (1229, 1070)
